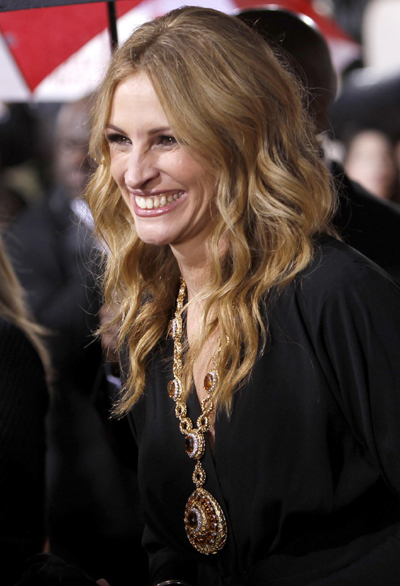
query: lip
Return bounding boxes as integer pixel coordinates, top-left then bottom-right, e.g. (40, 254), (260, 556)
(131, 190), (187, 217)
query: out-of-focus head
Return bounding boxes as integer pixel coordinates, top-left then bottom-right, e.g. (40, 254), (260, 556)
(236, 7), (337, 134)
(344, 129), (397, 200)
(54, 95), (93, 200)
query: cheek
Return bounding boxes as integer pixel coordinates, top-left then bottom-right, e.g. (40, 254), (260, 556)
(198, 171), (216, 206)
(178, 155), (215, 196)
(120, 189), (131, 211)
(107, 158), (132, 211)
(109, 154), (126, 187)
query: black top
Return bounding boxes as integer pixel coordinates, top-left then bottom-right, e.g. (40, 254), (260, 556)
(0, 318), (48, 585)
(127, 236), (400, 585)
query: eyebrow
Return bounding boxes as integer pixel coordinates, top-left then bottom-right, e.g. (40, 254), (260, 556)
(105, 123), (124, 133)
(105, 123), (172, 135)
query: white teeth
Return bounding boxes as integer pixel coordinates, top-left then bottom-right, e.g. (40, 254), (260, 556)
(135, 191), (183, 210)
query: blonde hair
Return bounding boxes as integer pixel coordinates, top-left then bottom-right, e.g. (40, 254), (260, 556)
(86, 6), (336, 415)
(0, 235), (51, 380)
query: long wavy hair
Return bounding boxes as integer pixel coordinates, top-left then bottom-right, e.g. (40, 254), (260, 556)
(86, 6), (336, 415)
(0, 235), (51, 381)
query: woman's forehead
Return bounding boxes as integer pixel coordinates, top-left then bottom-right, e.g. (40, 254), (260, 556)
(108, 73), (170, 130)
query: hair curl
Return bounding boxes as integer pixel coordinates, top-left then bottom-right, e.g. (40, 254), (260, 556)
(86, 6), (337, 415)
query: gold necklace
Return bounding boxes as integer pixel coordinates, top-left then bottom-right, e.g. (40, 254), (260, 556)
(168, 278), (227, 555)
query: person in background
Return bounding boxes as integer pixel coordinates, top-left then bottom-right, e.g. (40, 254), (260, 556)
(0, 103), (39, 228)
(5, 96), (147, 585)
(86, 7), (400, 585)
(344, 128), (399, 202)
(236, 7), (400, 283)
(0, 234), (49, 585)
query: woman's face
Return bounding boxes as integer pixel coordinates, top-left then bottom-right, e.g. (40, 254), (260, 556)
(344, 130), (396, 200)
(106, 72), (216, 251)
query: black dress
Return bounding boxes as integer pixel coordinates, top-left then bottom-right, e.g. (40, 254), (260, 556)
(0, 318), (48, 585)
(127, 236), (400, 585)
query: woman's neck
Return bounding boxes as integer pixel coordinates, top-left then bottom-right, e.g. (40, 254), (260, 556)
(170, 243), (211, 301)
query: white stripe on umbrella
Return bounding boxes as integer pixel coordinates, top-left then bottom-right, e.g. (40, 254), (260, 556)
(0, 33), (30, 101)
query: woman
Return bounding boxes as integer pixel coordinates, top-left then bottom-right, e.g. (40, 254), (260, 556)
(0, 234), (49, 584)
(87, 7), (400, 585)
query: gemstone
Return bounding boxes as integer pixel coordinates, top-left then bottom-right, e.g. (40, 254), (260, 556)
(188, 511), (198, 529)
(185, 435), (194, 454)
(167, 380), (176, 398)
(204, 372), (215, 391)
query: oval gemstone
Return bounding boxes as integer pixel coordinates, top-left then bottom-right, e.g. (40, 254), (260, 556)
(188, 510), (199, 529)
(168, 380), (176, 398)
(204, 372), (215, 391)
(185, 435), (194, 455)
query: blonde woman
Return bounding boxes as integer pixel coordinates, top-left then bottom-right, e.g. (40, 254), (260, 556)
(0, 235), (49, 585)
(87, 7), (400, 585)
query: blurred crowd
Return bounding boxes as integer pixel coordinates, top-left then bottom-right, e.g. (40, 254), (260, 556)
(0, 1), (399, 584)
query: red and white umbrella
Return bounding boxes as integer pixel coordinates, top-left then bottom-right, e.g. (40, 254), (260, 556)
(0, 0), (359, 102)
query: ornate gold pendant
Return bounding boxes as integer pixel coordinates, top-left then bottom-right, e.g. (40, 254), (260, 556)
(184, 487), (227, 554)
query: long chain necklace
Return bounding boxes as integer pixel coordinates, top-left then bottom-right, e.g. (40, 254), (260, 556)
(168, 278), (227, 555)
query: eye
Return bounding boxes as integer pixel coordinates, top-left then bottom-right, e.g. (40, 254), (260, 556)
(157, 135), (177, 147)
(105, 132), (131, 148)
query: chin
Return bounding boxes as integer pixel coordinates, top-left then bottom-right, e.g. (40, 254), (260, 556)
(133, 217), (179, 247)
(135, 229), (176, 247)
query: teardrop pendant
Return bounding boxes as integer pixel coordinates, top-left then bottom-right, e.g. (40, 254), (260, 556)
(184, 487), (227, 554)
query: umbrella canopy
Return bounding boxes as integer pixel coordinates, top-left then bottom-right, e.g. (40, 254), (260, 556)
(0, 0), (358, 102)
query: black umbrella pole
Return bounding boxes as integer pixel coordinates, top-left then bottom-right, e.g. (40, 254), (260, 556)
(107, 1), (118, 52)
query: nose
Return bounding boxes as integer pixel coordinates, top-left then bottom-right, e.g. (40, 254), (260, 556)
(124, 147), (159, 189)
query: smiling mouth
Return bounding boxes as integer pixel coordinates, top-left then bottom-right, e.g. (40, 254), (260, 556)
(135, 191), (184, 210)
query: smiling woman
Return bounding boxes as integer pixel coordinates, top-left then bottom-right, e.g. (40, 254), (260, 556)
(86, 6), (400, 586)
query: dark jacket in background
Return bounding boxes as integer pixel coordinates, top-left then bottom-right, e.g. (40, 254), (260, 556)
(0, 318), (48, 586)
(331, 161), (400, 283)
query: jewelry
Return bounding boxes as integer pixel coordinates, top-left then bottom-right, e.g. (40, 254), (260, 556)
(168, 278), (227, 555)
